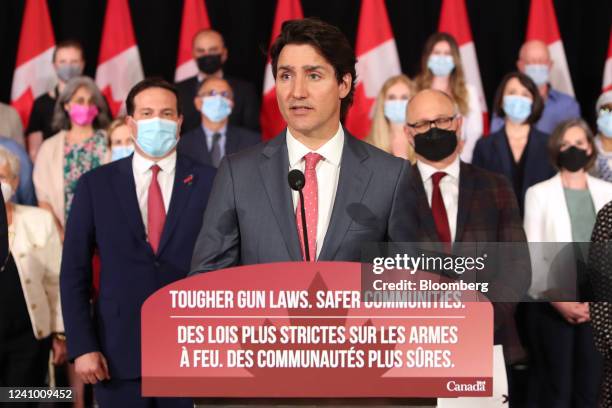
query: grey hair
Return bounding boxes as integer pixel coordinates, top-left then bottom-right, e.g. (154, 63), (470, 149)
(0, 146), (20, 179)
(52, 76), (111, 132)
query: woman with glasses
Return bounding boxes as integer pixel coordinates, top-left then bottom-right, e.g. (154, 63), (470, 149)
(415, 32), (483, 163)
(472, 72), (555, 213)
(591, 90), (612, 182)
(33, 76), (111, 237)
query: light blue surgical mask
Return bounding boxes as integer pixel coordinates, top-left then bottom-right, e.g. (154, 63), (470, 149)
(111, 145), (134, 161)
(427, 55), (455, 77)
(201, 95), (232, 122)
(524, 64), (549, 86)
(383, 100), (408, 124)
(503, 95), (532, 124)
(597, 111), (612, 138)
(135, 118), (178, 158)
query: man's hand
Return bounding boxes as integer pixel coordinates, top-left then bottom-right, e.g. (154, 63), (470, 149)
(74, 352), (111, 384)
(551, 301), (590, 324)
(51, 336), (67, 365)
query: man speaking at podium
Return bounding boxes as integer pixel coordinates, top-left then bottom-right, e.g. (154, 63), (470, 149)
(190, 18), (415, 273)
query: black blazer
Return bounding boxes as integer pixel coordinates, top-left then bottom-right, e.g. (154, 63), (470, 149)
(472, 126), (555, 212)
(177, 124), (261, 167)
(176, 75), (260, 134)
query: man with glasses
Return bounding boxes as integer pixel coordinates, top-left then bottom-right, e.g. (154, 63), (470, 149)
(178, 77), (260, 167)
(406, 89), (530, 403)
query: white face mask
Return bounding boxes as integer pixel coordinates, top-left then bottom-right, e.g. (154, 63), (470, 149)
(1, 181), (13, 203)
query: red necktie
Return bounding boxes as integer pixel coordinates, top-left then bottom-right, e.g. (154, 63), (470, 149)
(296, 153), (323, 261)
(147, 164), (166, 253)
(431, 171), (451, 243)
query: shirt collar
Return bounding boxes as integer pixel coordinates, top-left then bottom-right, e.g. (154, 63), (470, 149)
(133, 149), (177, 175)
(202, 124), (228, 139)
(417, 154), (460, 182)
(286, 125), (344, 168)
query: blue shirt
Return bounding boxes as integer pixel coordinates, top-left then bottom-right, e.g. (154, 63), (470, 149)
(202, 124), (227, 159)
(0, 137), (36, 205)
(490, 87), (581, 135)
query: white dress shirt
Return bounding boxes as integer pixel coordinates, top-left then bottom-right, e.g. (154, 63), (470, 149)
(287, 126), (344, 259)
(132, 150), (177, 234)
(417, 155), (461, 242)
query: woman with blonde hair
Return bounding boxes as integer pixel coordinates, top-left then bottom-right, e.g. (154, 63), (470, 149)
(415, 32), (483, 163)
(366, 74), (415, 162)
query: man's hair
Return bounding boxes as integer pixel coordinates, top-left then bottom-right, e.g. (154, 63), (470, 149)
(191, 28), (225, 48)
(126, 78), (182, 116)
(492, 71), (544, 125)
(52, 39), (84, 62)
(269, 18), (357, 121)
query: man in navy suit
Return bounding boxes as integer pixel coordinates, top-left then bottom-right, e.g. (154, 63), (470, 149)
(60, 78), (216, 406)
(177, 77), (260, 167)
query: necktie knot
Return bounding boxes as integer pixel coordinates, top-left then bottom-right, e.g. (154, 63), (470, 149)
(431, 171), (446, 186)
(212, 132), (221, 145)
(304, 152), (323, 170)
(150, 164), (161, 176)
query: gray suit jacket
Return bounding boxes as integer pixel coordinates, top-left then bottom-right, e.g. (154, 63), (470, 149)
(190, 129), (415, 273)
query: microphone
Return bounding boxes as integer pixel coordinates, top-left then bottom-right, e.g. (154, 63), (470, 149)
(288, 169), (310, 261)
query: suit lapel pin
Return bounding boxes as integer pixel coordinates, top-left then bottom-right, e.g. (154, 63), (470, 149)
(183, 174), (194, 185)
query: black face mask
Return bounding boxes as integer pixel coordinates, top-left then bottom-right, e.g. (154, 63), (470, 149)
(196, 54), (223, 75)
(414, 128), (458, 162)
(557, 146), (590, 172)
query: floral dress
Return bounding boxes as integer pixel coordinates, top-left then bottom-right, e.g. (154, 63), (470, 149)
(63, 130), (107, 221)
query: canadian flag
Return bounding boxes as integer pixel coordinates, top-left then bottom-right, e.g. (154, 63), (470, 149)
(260, 0), (303, 140)
(10, 0), (56, 128)
(95, 0), (144, 117)
(344, 0), (401, 139)
(175, 0), (211, 82)
(526, 0), (574, 96)
(603, 27), (612, 92)
(439, 0), (488, 134)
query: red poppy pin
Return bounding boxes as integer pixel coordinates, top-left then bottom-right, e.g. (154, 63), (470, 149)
(183, 174), (194, 185)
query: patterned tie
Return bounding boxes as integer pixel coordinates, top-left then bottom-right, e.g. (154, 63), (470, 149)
(431, 171), (451, 243)
(210, 132), (222, 168)
(296, 153), (323, 261)
(147, 165), (166, 253)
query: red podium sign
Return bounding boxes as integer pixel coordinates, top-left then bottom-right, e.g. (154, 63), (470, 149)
(141, 262), (493, 397)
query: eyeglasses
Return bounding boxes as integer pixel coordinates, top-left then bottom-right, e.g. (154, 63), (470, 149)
(198, 90), (232, 98)
(407, 115), (456, 133)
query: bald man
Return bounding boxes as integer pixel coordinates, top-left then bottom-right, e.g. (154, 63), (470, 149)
(406, 89), (529, 346)
(175, 29), (260, 134)
(177, 76), (260, 167)
(491, 40), (580, 134)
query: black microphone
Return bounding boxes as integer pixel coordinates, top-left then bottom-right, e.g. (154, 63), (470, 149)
(288, 169), (310, 261)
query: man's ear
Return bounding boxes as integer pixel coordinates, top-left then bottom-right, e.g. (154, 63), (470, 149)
(339, 73), (351, 99)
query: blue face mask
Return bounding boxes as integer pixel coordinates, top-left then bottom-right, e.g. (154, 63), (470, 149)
(201, 95), (232, 122)
(503, 95), (532, 124)
(383, 100), (408, 124)
(427, 55), (455, 77)
(524, 64), (549, 86)
(111, 145), (134, 161)
(598, 111), (612, 138)
(135, 118), (178, 158)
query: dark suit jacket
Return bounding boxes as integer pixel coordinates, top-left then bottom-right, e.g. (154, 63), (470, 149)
(60, 154), (216, 379)
(472, 126), (556, 212)
(177, 124), (260, 167)
(189, 129), (416, 273)
(176, 75), (260, 134)
(410, 162), (530, 331)
(0, 195), (7, 268)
